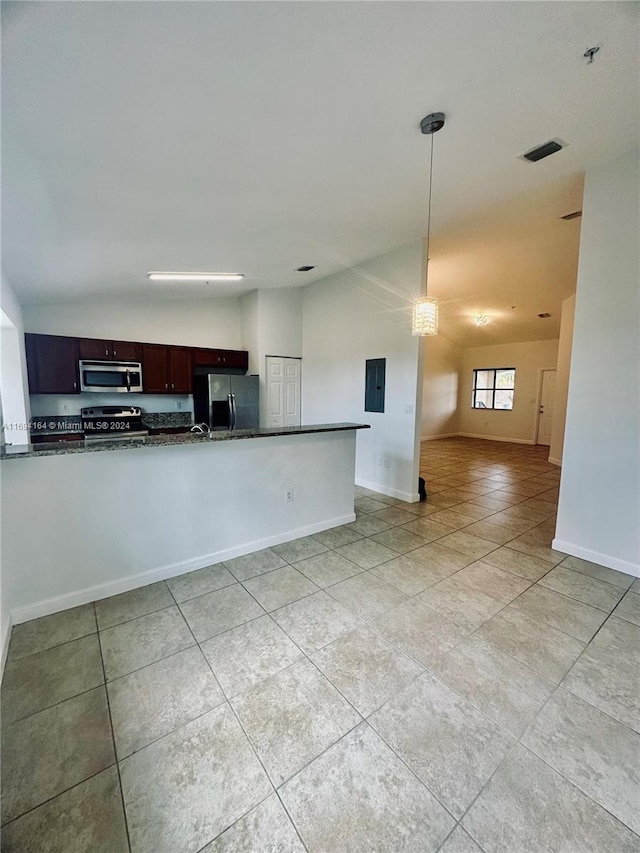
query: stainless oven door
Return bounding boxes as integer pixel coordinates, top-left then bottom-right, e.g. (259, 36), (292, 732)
(79, 361), (143, 393)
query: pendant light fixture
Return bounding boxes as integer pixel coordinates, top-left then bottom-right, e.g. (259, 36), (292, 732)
(412, 111), (445, 336)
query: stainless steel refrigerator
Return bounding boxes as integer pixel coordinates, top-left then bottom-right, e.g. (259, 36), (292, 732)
(193, 373), (260, 430)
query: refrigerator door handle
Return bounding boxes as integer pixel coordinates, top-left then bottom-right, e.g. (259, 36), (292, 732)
(227, 393), (234, 429)
(231, 393), (237, 429)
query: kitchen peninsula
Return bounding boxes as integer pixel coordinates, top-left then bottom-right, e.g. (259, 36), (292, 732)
(1, 423), (369, 624)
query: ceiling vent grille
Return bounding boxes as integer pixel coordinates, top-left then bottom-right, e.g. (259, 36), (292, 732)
(520, 139), (566, 163)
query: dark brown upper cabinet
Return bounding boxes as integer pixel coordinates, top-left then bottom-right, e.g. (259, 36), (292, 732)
(193, 348), (248, 371)
(24, 333), (247, 396)
(77, 338), (140, 361)
(25, 334), (80, 394)
(141, 344), (193, 393)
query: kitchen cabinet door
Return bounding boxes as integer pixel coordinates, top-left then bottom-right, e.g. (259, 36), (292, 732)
(78, 338), (141, 360)
(77, 337), (112, 359)
(193, 348), (219, 367)
(223, 350), (249, 370)
(111, 340), (140, 361)
(141, 344), (170, 392)
(25, 334), (80, 394)
(193, 348), (248, 370)
(168, 347), (192, 392)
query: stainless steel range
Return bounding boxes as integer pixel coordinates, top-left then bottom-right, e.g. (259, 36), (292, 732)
(81, 406), (149, 442)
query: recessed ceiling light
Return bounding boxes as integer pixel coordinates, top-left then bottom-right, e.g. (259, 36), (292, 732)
(296, 266), (315, 272)
(147, 271), (244, 282)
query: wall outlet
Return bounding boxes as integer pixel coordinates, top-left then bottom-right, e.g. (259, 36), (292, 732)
(404, 403), (414, 414)
(176, 401), (183, 411)
(62, 402), (70, 414)
(378, 456), (390, 469)
(285, 487), (294, 503)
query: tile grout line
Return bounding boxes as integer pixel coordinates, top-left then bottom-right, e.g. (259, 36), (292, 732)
(6, 440), (634, 849)
(94, 601), (134, 853)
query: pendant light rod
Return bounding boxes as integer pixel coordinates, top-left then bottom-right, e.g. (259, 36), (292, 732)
(412, 112), (445, 337)
(420, 112), (445, 271)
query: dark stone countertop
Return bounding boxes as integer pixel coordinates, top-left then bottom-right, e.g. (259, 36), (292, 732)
(1, 423), (370, 460)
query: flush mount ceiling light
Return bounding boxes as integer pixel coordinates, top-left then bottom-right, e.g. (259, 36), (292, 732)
(147, 272), (244, 282)
(412, 111), (445, 337)
(474, 314), (489, 326)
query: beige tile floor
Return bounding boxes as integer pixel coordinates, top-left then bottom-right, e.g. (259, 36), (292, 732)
(2, 437), (639, 851)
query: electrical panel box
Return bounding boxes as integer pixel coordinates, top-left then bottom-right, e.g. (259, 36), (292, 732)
(365, 358), (386, 413)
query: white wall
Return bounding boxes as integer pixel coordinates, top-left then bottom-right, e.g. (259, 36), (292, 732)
(459, 339), (558, 444)
(554, 149), (639, 575)
(549, 293), (576, 465)
(1, 274), (31, 443)
(302, 241), (423, 501)
(23, 297), (242, 349)
(1, 430), (357, 623)
(240, 291), (260, 375)
(259, 288), (303, 360)
(0, 272), (30, 671)
(422, 334), (462, 439)
(241, 287), (304, 427)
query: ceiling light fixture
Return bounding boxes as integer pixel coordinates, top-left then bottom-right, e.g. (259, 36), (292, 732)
(412, 111), (445, 337)
(474, 314), (489, 326)
(147, 272), (244, 282)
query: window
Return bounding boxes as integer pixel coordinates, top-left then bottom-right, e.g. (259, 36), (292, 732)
(472, 368), (515, 410)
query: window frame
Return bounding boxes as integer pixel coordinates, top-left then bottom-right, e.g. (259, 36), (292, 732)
(472, 367), (516, 411)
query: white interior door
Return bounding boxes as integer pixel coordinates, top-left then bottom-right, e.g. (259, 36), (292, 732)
(536, 369), (556, 445)
(266, 356), (301, 427)
(283, 359), (301, 426)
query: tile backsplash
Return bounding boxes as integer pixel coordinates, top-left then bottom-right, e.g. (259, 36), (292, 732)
(29, 393), (194, 417)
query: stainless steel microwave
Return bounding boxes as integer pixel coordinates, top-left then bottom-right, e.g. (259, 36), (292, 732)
(79, 360), (143, 393)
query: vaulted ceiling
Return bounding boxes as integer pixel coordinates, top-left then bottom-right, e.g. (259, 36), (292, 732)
(2, 1), (638, 344)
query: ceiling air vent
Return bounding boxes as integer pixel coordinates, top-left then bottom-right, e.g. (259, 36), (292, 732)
(520, 139), (566, 163)
(560, 210), (582, 221)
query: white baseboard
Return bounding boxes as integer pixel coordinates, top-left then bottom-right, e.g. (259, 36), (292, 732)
(458, 432), (535, 445)
(1, 613), (12, 682)
(548, 456), (562, 467)
(420, 433), (460, 442)
(10, 512), (356, 625)
(355, 477), (418, 503)
(552, 539), (640, 579)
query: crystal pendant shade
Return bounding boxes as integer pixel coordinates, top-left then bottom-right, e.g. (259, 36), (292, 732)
(412, 297), (438, 336)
